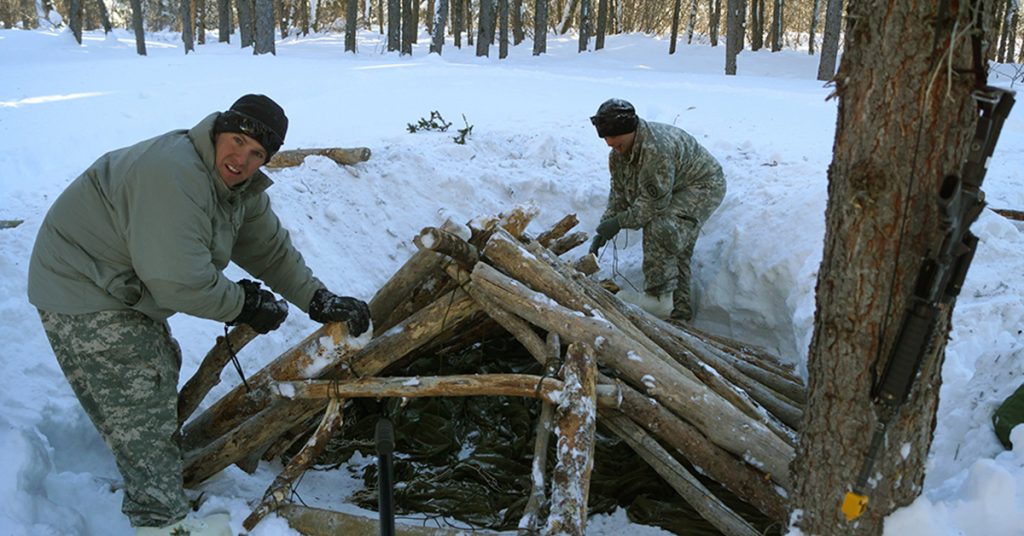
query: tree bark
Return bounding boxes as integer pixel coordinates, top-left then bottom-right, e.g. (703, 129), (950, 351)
(499, 0), (509, 57)
(254, 0), (276, 54)
(130, 0), (146, 54)
(178, 325), (258, 426)
(430, 0), (448, 53)
(725, 0), (745, 74)
(182, 0), (195, 53)
(792, 0), (1000, 533)
(400, 0), (414, 54)
(345, 0), (357, 51)
(533, 0), (548, 54)
(387, 0), (400, 50)
(238, 0), (255, 47)
(669, 0), (680, 54)
(218, 0), (232, 42)
(816, 0), (841, 80)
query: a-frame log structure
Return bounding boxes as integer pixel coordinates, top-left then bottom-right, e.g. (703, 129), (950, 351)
(176, 207), (804, 536)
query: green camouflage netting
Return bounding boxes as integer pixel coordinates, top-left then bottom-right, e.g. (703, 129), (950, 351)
(297, 335), (778, 535)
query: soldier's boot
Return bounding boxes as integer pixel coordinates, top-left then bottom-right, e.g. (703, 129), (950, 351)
(617, 289), (673, 319)
(135, 513), (232, 536)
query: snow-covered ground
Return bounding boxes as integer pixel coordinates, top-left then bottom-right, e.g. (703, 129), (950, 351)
(1, 25), (1023, 535)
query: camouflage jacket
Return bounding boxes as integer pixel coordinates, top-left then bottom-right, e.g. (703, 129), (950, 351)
(28, 113), (322, 322)
(601, 118), (726, 229)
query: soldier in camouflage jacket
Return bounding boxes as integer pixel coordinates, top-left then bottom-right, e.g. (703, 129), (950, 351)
(589, 99), (726, 321)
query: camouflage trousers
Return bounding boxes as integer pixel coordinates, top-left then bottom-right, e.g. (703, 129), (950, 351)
(38, 309), (190, 528)
(642, 184), (725, 321)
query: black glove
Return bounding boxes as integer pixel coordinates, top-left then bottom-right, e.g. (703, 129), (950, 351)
(229, 279), (289, 334)
(595, 216), (622, 240)
(308, 288), (371, 337)
(589, 235), (608, 255)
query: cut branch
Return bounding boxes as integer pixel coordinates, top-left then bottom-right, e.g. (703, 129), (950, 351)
(266, 147), (372, 168)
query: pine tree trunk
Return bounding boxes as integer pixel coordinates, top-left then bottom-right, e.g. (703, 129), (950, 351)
(452, 0), (462, 47)
(792, 0), (1000, 534)
(237, 0), (254, 47)
(476, 0), (491, 56)
(512, 0), (523, 44)
(594, 0), (606, 48)
(131, 0), (146, 54)
(196, 0), (206, 43)
(709, 0), (720, 45)
(816, 0), (841, 80)
(669, 0), (680, 53)
(218, 0), (231, 41)
(344, 0), (356, 50)
(69, 0), (82, 43)
(430, 0), (447, 53)
(750, 0), (761, 50)
(808, 0), (820, 54)
(181, 0), (194, 52)
(724, 0), (744, 74)
(253, 0), (275, 54)
(387, 0), (399, 50)
(770, 0), (782, 51)
(499, 0), (508, 56)
(400, 0), (413, 54)
(533, 0), (547, 54)
(577, 0), (588, 51)
(95, 0), (111, 32)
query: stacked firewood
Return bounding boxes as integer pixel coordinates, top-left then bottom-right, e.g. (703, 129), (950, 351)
(175, 207), (804, 536)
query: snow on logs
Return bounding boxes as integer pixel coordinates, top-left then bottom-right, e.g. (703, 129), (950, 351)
(176, 207), (804, 535)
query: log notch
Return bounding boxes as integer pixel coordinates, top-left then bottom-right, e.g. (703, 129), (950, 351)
(544, 342), (597, 536)
(178, 324), (257, 425)
(266, 147), (372, 168)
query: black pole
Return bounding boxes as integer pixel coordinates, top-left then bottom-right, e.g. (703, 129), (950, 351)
(376, 418), (396, 536)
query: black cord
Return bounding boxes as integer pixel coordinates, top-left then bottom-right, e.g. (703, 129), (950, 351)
(223, 325), (251, 392)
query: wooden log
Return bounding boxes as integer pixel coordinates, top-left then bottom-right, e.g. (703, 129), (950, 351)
(468, 261), (794, 486)
(548, 231), (587, 256)
(183, 289), (480, 487)
(180, 321), (366, 454)
(602, 412), (762, 536)
(519, 333), (561, 535)
(414, 227), (479, 268)
(993, 207), (1024, 221)
(545, 342), (597, 536)
(178, 324), (258, 426)
(684, 324), (803, 385)
(611, 378), (788, 521)
(277, 505), (463, 535)
(243, 397), (345, 531)
(519, 239), (797, 443)
(266, 147), (372, 168)
(273, 375), (622, 408)
(368, 249), (448, 336)
(571, 253), (599, 276)
(535, 214), (578, 247)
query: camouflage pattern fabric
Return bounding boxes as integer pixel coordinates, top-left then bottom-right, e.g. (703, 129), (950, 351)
(600, 119), (726, 321)
(38, 309), (190, 528)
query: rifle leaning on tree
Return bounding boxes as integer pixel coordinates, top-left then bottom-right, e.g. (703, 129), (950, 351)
(842, 85), (1015, 521)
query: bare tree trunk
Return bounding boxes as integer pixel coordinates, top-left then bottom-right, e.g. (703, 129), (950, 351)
(131, 0), (147, 54)
(594, 0), (606, 49)
(253, 0), (275, 54)
(94, 0), (111, 32)
(749, 0), (761, 50)
(577, 0), (589, 51)
(669, 0), (680, 53)
(724, 0), (745, 74)
(512, 0), (523, 44)
(476, 0), (492, 55)
(181, 0), (194, 52)
(808, 0), (820, 54)
(452, 0), (462, 46)
(387, 0), (399, 50)
(237, 0), (255, 47)
(816, 0), (841, 80)
(196, 0), (206, 43)
(709, 0), (720, 45)
(769, 0), (782, 51)
(533, 0), (547, 54)
(69, 0), (83, 42)
(345, 0), (356, 50)
(218, 0), (231, 42)
(400, 0), (413, 54)
(499, 0), (508, 57)
(793, 0), (1004, 534)
(430, 0), (448, 53)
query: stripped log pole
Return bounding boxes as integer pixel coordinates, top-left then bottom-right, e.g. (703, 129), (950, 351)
(243, 398), (346, 531)
(178, 324), (258, 426)
(535, 214), (578, 247)
(522, 239), (797, 443)
(180, 321), (365, 454)
(602, 412), (761, 536)
(547, 231), (588, 256)
(519, 332), (561, 534)
(273, 375), (622, 408)
(469, 261), (794, 486)
(183, 289), (480, 487)
(266, 147), (372, 168)
(545, 342), (597, 536)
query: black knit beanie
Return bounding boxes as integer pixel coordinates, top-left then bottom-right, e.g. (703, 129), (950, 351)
(590, 98), (639, 138)
(214, 94), (288, 162)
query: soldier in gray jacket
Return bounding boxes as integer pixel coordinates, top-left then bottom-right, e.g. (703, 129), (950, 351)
(588, 99), (726, 322)
(28, 94), (370, 535)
